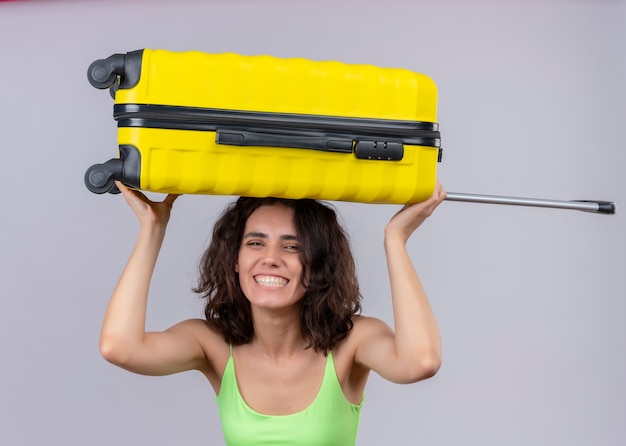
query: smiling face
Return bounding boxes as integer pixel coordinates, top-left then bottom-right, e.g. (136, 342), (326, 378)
(236, 204), (307, 311)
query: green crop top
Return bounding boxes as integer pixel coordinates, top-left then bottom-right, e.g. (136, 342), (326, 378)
(216, 348), (363, 446)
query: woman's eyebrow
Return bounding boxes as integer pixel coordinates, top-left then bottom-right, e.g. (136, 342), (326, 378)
(243, 232), (267, 239)
(243, 232), (298, 241)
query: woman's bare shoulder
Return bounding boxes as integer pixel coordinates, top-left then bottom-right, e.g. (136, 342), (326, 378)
(335, 315), (391, 357)
(171, 319), (230, 365)
(350, 314), (393, 336)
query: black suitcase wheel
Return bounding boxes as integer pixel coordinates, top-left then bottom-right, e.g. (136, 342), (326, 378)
(87, 54), (126, 89)
(84, 159), (123, 194)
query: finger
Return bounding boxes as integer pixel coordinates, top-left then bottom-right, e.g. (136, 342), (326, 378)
(163, 194), (180, 206)
(114, 180), (129, 194)
(115, 181), (151, 211)
(115, 181), (137, 203)
(432, 180), (447, 203)
(115, 181), (143, 199)
(413, 183), (445, 215)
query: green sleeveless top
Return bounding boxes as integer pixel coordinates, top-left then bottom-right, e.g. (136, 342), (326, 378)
(216, 348), (363, 446)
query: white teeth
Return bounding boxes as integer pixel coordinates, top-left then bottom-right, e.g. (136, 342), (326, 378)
(254, 275), (289, 287)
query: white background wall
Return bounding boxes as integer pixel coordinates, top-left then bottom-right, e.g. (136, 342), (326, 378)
(1, 0), (625, 445)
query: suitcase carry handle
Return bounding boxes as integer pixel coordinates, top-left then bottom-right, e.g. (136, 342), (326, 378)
(445, 192), (616, 214)
(217, 130), (352, 153)
(216, 129), (406, 161)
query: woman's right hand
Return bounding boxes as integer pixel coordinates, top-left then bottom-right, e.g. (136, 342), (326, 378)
(115, 181), (179, 229)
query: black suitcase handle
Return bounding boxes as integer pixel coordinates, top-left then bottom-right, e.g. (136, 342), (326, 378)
(216, 130), (353, 153)
(216, 129), (405, 161)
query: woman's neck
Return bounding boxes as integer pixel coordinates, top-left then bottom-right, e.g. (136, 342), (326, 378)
(250, 305), (309, 360)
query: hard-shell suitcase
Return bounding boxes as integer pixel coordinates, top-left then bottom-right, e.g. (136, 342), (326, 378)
(85, 49), (442, 204)
(85, 49), (615, 214)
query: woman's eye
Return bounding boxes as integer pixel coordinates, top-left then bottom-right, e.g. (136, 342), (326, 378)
(247, 241), (263, 247)
(285, 244), (300, 252)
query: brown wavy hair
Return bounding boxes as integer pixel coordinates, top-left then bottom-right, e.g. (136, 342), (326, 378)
(194, 197), (361, 353)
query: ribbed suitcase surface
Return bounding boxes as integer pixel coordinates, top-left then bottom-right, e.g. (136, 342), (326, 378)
(86, 49), (442, 203)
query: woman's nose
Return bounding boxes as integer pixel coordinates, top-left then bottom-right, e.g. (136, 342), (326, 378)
(261, 246), (281, 267)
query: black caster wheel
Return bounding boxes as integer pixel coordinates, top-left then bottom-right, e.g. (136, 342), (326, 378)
(87, 54), (125, 89)
(109, 182), (121, 194)
(84, 159), (123, 194)
(85, 164), (116, 194)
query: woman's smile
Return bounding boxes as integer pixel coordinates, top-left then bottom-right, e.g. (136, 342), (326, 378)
(254, 274), (289, 287)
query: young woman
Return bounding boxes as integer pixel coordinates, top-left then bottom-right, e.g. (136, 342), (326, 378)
(99, 180), (446, 445)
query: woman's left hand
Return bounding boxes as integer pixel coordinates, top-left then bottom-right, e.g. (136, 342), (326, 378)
(385, 180), (446, 244)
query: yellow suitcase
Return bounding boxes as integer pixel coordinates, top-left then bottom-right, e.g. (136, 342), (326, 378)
(85, 48), (441, 203)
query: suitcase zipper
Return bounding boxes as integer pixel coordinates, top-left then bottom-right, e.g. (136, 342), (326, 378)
(114, 104), (441, 161)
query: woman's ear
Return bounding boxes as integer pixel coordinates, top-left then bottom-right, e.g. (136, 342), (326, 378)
(235, 263), (239, 273)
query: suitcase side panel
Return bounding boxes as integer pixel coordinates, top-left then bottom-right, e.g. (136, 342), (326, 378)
(118, 127), (439, 204)
(115, 49), (438, 124)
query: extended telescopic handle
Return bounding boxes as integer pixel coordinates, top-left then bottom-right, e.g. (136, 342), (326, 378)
(445, 192), (616, 215)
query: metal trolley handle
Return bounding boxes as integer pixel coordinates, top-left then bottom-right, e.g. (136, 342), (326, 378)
(445, 192), (616, 215)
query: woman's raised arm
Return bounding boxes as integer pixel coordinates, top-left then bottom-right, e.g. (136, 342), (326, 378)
(99, 183), (208, 376)
(355, 182), (446, 383)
